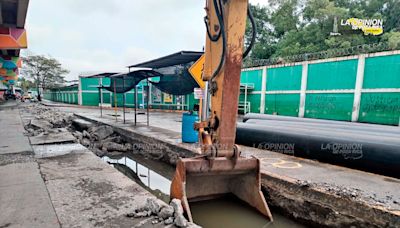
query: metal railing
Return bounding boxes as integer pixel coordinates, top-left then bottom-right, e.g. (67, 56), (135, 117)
(238, 101), (251, 114)
(243, 42), (398, 68)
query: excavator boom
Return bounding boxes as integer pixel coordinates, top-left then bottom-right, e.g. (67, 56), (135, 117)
(171, 0), (273, 223)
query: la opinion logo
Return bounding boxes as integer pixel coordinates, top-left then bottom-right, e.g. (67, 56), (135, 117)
(341, 18), (384, 36)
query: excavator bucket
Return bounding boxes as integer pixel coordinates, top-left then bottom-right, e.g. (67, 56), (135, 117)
(170, 157), (273, 223)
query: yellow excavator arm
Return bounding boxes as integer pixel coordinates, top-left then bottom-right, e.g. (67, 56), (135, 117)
(171, 0), (273, 223)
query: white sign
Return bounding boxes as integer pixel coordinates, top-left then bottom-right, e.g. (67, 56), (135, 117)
(194, 88), (203, 99)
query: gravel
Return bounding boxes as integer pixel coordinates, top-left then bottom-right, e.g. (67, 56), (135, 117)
(0, 153), (35, 166)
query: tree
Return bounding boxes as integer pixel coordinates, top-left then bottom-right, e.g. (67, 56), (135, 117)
(22, 55), (69, 101)
(245, 0), (400, 61)
(382, 31), (400, 49)
(17, 77), (35, 92)
(245, 4), (276, 60)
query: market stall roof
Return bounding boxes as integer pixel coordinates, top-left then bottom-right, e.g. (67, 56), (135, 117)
(103, 69), (163, 93)
(80, 72), (118, 78)
(128, 51), (203, 69)
(110, 69), (162, 78)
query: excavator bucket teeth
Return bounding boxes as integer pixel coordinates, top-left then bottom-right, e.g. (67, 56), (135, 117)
(170, 157), (273, 223)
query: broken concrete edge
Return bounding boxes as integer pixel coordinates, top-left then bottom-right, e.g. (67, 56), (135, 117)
(261, 170), (400, 228)
(29, 132), (77, 145)
(40, 101), (78, 108)
(73, 113), (198, 166)
(0, 150), (34, 157)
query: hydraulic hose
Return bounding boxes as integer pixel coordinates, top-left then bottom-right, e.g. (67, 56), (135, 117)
(243, 5), (256, 58)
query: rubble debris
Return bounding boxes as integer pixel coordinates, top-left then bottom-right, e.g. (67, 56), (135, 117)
(21, 104), (75, 137)
(72, 131), (83, 141)
(164, 217), (174, 225)
(30, 119), (53, 130)
(170, 199), (183, 215)
(102, 141), (127, 152)
(71, 117), (186, 165)
(174, 214), (188, 227)
(124, 143), (132, 151)
(147, 198), (163, 214)
(89, 125), (114, 140)
(82, 130), (91, 139)
(91, 147), (106, 157)
(80, 138), (91, 147)
(106, 151), (124, 157)
(103, 136), (123, 144)
(72, 118), (93, 131)
(127, 198), (199, 228)
(158, 205), (174, 219)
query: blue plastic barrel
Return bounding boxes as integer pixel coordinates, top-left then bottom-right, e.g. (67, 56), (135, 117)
(182, 112), (199, 143)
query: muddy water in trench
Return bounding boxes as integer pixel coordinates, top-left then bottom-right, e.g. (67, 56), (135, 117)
(102, 155), (306, 228)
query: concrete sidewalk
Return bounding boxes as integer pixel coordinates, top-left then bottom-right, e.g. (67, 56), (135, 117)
(0, 101), (59, 228)
(0, 101), (32, 155)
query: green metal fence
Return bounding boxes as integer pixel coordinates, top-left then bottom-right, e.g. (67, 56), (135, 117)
(45, 76), (197, 111)
(43, 85), (78, 104)
(239, 50), (400, 126)
(45, 50), (400, 125)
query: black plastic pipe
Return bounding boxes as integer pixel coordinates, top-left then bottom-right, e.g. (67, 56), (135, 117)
(244, 119), (400, 138)
(236, 122), (400, 178)
(243, 113), (400, 133)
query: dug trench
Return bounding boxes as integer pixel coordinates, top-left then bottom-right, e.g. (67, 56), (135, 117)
(69, 115), (306, 227)
(22, 103), (399, 227)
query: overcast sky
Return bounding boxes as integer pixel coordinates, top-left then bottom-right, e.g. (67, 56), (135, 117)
(23, 0), (266, 81)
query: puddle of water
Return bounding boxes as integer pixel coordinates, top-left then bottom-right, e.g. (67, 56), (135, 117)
(191, 197), (306, 228)
(102, 155), (306, 228)
(102, 155), (171, 202)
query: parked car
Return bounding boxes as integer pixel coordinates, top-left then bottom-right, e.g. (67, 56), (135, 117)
(22, 92), (32, 100)
(4, 90), (16, 100)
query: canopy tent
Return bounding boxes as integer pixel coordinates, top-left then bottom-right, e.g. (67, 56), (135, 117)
(149, 64), (199, 95)
(102, 69), (162, 93)
(95, 69), (162, 126)
(128, 51), (203, 95)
